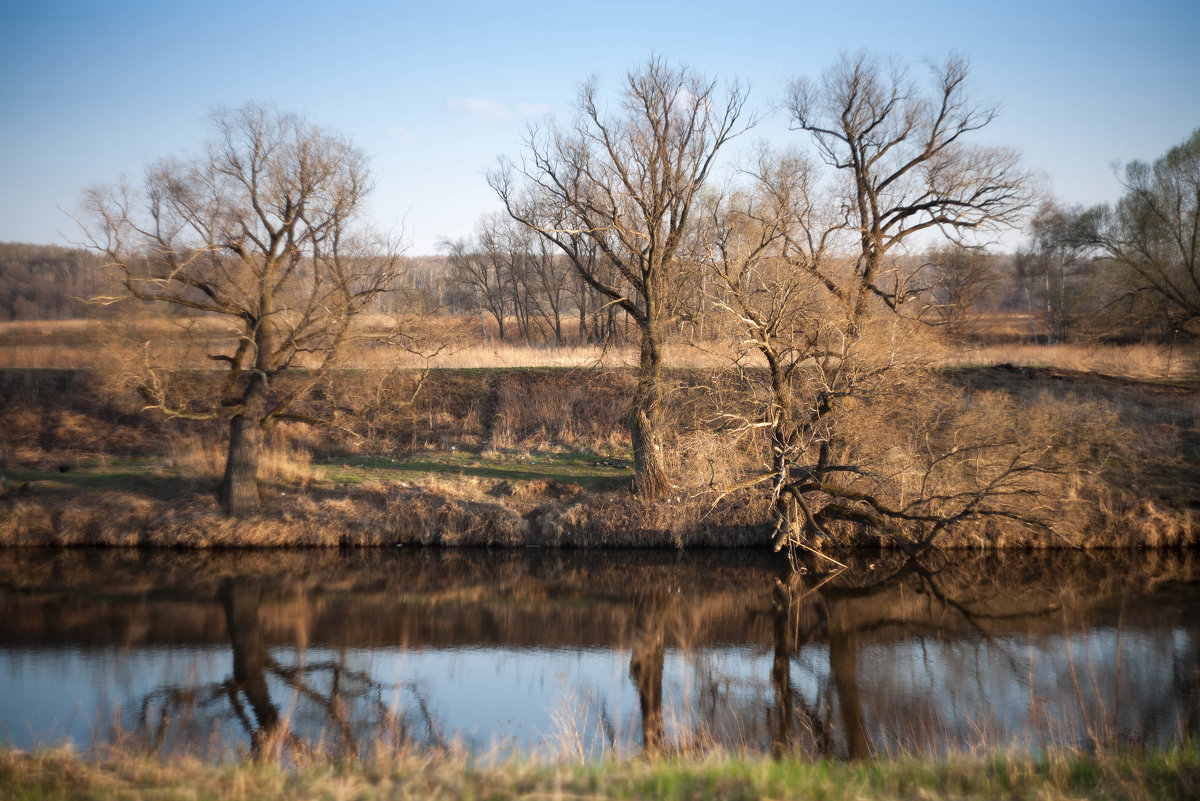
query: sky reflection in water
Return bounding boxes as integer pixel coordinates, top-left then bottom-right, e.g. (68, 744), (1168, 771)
(0, 549), (1195, 760)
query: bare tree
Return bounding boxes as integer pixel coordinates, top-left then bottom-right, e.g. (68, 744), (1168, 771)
(520, 232), (573, 346)
(700, 148), (835, 524)
(491, 57), (752, 498)
(79, 103), (407, 516)
(442, 213), (574, 345)
(704, 173), (1060, 554)
(1015, 201), (1104, 343)
(786, 52), (1030, 333)
(923, 242), (999, 342)
(697, 56), (1049, 555)
(1100, 127), (1200, 340)
(441, 215), (513, 341)
(562, 238), (629, 345)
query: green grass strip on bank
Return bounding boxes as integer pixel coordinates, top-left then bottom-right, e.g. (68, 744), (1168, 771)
(2, 746), (1197, 801)
(2, 448), (634, 497)
(1, 457), (206, 499)
(317, 449), (632, 490)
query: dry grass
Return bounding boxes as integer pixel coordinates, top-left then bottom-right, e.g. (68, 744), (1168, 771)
(166, 428), (318, 487)
(1, 743), (1197, 801)
(0, 475), (769, 549)
(944, 341), (1195, 380)
(0, 317), (771, 371)
(3, 316), (1194, 381)
(415, 339), (742, 370)
(489, 370), (631, 451)
(1, 354), (1196, 549)
(0, 316), (229, 369)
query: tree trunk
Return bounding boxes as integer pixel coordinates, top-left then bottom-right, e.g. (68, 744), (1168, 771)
(828, 630), (870, 759)
(220, 369), (267, 517)
(630, 319), (670, 498)
(770, 580), (795, 755)
(220, 413), (263, 516)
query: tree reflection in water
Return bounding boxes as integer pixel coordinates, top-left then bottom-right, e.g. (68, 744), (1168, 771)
(628, 595), (666, 752)
(0, 549), (1194, 760)
(738, 551), (1196, 759)
(132, 578), (444, 762)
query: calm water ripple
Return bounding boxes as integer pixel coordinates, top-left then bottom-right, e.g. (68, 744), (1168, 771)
(0, 548), (1196, 760)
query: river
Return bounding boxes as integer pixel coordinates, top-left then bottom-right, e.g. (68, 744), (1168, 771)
(0, 548), (1195, 760)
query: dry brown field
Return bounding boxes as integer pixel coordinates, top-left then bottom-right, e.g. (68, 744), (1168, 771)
(1, 316), (1195, 379)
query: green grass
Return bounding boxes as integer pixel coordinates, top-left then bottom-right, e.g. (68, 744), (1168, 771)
(2, 745), (1197, 801)
(317, 448), (633, 491)
(1, 458), (204, 499)
(3, 448), (633, 498)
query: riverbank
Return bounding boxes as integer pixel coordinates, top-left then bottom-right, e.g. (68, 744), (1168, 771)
(1, 366), (1196, 549)
(2, 745), (1197, 801)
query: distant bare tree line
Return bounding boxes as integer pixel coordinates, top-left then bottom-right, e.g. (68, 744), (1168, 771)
(4, 121), (1196, 352)
(440, 213), (623, 346)
(7, 136), (1197, 349)
(0, 243), (108, 321)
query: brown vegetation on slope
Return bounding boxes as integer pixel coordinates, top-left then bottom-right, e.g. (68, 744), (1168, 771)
(0, 364), (1196, 548)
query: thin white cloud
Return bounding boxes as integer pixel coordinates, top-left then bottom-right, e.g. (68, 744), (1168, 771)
(446, 97), (511, 118)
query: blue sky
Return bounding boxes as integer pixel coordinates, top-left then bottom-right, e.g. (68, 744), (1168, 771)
(1, 0), (1197, 254)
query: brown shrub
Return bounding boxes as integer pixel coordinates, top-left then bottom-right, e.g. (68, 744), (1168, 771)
(490, 369), (632, 451)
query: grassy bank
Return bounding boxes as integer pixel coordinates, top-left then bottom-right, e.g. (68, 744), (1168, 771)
(2, 745), (1197, 801)
(1, 365), (1197, 548)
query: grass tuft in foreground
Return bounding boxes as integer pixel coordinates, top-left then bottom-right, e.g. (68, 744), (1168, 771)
(1, 745), (1197, 801)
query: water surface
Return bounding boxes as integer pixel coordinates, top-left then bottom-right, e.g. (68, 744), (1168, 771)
(0, 548), (1195, 760)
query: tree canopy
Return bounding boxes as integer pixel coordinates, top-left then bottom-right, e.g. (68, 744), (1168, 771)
(79, 103), (407, 515)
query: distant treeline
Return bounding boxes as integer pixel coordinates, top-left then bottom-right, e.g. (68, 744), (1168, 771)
(0, 233), (1188, 346)
(0, 243), (449, 325)
(0, 242), (108, 321)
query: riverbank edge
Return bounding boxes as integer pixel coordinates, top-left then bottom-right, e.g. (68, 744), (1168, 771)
(2, 744), (1197, 801)
(1, 476), (1195, 549)
(0, 475), (777, 548)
